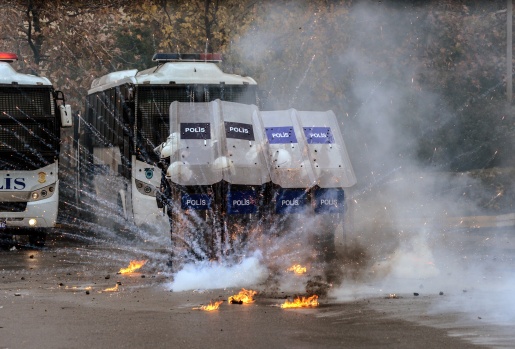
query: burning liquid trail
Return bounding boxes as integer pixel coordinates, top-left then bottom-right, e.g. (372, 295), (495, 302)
(281, 295), (319, 308)
(103, 284), (119, 292)
(229, 288), (257, 304)
(287, 264), (307, 275)
(118, 260), (147, 274)
(194, 300), (224, 311)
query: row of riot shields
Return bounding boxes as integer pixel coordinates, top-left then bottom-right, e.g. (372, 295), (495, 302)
(157, 100), (356, 263)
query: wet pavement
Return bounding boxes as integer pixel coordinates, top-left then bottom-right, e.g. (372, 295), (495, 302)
(0, 228), (513, 348)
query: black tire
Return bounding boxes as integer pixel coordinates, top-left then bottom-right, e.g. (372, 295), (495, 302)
(29, 232), (46, 247)
(0, 233), (14, 249)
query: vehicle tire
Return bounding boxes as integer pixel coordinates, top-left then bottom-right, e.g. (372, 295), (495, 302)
(0, 233), (14, 249)
(29, 232), (46, 247)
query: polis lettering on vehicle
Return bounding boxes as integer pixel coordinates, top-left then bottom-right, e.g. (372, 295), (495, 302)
(14, 178), (26, 190)
(0, 175), (26, 190)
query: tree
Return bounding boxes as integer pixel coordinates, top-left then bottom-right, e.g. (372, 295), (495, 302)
(133, 0), (255, 54)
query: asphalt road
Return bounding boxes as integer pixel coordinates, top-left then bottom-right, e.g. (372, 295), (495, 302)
(0, 228), (513, 349)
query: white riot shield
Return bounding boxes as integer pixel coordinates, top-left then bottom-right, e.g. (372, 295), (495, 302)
(296, 110), (356, 188)
(168, 101), (223, 185)
(259, 109), (317, 188)
(219, 101), (270, 185)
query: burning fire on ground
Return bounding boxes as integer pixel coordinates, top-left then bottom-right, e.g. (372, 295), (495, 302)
(229, 288), (257, 304)
(281, 295), (319, 308)
(193, 300), (224, 311)
(118, 260), (147, 274)
(103, 284), (119, 292)
(287, 264), (307, 275)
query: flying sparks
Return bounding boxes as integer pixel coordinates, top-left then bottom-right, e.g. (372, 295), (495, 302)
(287, 264), (307, 275)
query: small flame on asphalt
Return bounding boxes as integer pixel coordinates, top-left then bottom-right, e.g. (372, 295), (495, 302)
(193, 300), (224, 311)
(103, 284), (119, 292)
(229, 288), (257, 304)
(281, 295), (319, 308)
(118, 260), (147, 274)
(65, 286), (92, 291)
(287, 264), (307, 275)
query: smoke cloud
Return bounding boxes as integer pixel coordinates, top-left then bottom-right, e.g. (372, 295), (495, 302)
(233, 0), (515, 337)
(168, 251), (268, 292)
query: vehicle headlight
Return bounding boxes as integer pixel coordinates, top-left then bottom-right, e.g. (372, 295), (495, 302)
(30, 184), (57, 201)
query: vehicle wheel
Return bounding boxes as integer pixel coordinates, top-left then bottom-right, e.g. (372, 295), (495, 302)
(29, 232), (46, 247)
(0, 233), (15, 250)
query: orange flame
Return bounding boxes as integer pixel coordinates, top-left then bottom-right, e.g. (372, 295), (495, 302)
(194, 300), (224, 311)
(281, 295), (319, 308)
(229, 288), (257, 304)
(103, 284), (119, 292)
(287, 264), (307, 275)
(118, 260), (147, 274)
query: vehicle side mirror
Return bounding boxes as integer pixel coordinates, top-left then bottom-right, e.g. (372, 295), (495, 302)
(60, 104), (73, 127)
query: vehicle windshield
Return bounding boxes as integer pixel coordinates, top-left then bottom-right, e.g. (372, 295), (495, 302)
(0, 86), (58, 170)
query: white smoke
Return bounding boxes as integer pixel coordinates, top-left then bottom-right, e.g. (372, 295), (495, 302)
(168, 251), (268, 292)
(164, 2), (514, 343)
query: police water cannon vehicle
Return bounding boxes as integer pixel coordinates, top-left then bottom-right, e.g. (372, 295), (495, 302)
(0, 52), (72, 246)
(77, 52), (261, 234)
(156, 99), (356, 266)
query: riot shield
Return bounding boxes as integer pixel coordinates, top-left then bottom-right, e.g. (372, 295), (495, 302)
(219, 101), (270, 185)
(216, 101), (270, 255)
(296, 110), (356, 188)
(167, 101), (223, 186)
(259, 109), (317, 188)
